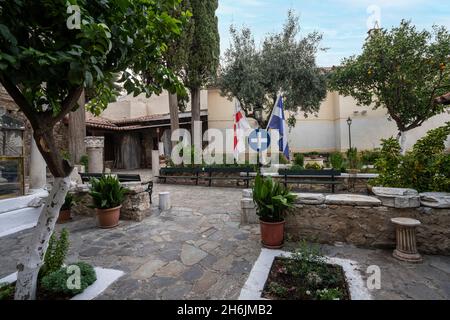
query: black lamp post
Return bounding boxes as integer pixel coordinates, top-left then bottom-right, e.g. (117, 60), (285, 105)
(347, 117), (353, 149)
(253, 107), (263, 172)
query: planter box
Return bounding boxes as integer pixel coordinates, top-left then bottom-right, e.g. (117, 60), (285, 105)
(0, 267), (124, 300)
(239, 249), (372, 300)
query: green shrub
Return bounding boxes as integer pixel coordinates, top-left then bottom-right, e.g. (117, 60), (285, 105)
(252, 175), (296, 223)
(346, 148), (360, 169)
(371, 138), (403, 187)
(0, 283), (14, 300)
(80, 155), (89, 168)
(279, 154), (290, 165)
(290, 165), (304, 172)
(39, 229), (70, 279)
(329, 152), (344, 170)
(316, 288), (343, 300)
(360, 150), (381, 166)
(40, 262), (97, 296)
(305, 163), (322, 170)
(89, 175), (127, 209)
(61, 193), (77, 211)
(293, 154), (304, 167)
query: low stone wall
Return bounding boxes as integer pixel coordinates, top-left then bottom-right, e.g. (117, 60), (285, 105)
(286, 204), (450, 256)
(241, 190), (450, 256)
(71, 182), (151, 222)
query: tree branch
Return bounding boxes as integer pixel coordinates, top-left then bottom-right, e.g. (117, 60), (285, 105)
(0, 76), (39, 128)
(49, 86), (84, 126)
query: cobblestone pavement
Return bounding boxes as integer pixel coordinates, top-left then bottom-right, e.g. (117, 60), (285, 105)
(1, 184), (450, 300)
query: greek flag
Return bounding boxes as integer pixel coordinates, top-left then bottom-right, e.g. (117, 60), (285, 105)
(266, 95), (290, 159)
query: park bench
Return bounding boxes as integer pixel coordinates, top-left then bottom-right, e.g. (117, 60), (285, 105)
(201, 167), (256, 188)
(157, 167), (201, 185)
(79, 173), (153, 203)
(157, 166), (256, 188)
(278, 169), (342, 193)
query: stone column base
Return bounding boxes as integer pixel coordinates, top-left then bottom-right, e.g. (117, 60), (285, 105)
(393, 249), (423, 263)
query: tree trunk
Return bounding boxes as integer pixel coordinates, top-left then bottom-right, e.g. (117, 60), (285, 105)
(14, 177), (71, 300)
(398, 131), (407, 155)
(68, 90), (86, 164)
(169, 93), (180, 153)
(190, 87), (201, 145)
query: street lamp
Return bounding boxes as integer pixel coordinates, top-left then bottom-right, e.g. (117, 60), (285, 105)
(253, 107), (264, 172)
(347, 117), (353, 149)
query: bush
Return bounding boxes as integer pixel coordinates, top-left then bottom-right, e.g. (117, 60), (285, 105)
(329, 152), (344, 170)
(279, 154), (290, 165)
(80, 155), (89, 168)
(0, 283), (14, 300)
(89, 175), (127, 209)
(40, 262), (97, 296)
(346, 148), (360, 169)
(360, 150), (381, 166)
(293, 154), (304, 167)
(305, 163), (322, 170)
(61, 193), (77, 211)
(252, 175), (296, 223)
(39, 229), (70, 279)
(372, 122), (450, 192)
(290, 165), (304, 172)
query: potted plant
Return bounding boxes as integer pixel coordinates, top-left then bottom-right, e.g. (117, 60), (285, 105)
(57, 193), (77, 224)
(89, 175), (127, 229)
(252, 175), (296, 249)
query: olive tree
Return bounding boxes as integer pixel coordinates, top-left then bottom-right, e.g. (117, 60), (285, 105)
(219, 11), (327, 127)
(0, 0), (186, 299)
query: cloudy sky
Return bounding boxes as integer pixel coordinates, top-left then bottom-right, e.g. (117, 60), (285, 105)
(217, 0), (450, 67)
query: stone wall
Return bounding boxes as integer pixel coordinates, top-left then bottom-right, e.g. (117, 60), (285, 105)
(286, 204), (450, 256)
(71, 182), (151, 222)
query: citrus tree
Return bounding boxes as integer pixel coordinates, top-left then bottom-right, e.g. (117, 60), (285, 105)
(0, 0), (186, 299)
(329, 21), (450, 153)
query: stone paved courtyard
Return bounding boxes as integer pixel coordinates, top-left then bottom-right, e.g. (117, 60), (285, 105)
(1, 184), (450, 300)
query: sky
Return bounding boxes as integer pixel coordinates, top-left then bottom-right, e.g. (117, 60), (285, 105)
(217, 0), (450, 67)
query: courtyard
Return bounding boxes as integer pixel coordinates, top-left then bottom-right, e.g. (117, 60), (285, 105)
(1, 184), (449, 300)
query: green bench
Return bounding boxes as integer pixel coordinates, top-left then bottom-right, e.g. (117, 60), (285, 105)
(278, 169), (342, 193)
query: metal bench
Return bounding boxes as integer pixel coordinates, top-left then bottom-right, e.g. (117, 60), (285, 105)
(278, 169), (342, 193)
(157, 167), (201, 185)
(202, 167), (256, 188)
(79, 173), (153, 203)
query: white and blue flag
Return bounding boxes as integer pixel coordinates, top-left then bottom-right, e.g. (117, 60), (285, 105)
(266, 95), (290, 160)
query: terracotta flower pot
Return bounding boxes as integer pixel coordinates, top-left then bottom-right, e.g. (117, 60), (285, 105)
(96, 206), (121, 229)
(260, 219), (285, 249)
(57, 209), (72, 224)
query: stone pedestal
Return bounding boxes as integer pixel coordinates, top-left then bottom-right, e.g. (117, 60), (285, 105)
(29, 137), (47, 190)
(391, 217), (423, 263)
(372, 187), (420, 208)
(159, 192), (171, 211)
(85, 136), (104, 173)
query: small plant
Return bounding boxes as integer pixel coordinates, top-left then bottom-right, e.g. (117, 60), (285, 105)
(39, 229), (70, 279)
(0, 283), (14, 300)
(252, 175), (296, 223)
(346, 147), (360, 169)
(61, 193), (77, 211)
(267, 282), (290, 298)
(316, 288), (343, 300)
(40, 262), (97, 296)
(80, 155), (89, 168)
(293, 154), (304, 167)
(279, 154), (290, 165)
(305, 163), (322, 170)
(89, 175), (127, 209)
(360, 149), (381, 166)
(329, 152), (344, 170)
(290, 165), (304, 172)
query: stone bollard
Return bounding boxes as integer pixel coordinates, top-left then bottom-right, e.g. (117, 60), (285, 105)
(391, 217), (423, 263)
(241, 198), (258, 224)
(159, 192), (171, 211)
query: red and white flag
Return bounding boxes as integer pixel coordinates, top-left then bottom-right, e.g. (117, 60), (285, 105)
(234, 100), (251, 160)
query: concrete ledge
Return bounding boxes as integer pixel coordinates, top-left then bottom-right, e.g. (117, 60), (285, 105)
(325, 194), (381, 206)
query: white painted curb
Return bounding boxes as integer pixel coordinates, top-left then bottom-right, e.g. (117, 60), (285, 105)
(0, 267), (124, 300)
(239, 249), (372, 300)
